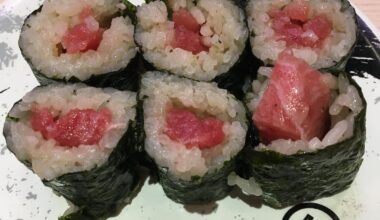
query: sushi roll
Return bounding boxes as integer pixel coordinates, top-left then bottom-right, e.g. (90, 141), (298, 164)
(19, 0), (139, 90)
(135, 0), (248, 82)
(243, 52), (366, 208)
(246, 0), (357, 70)
(140, 71), (248, 204)
(3, 84), (141, 219)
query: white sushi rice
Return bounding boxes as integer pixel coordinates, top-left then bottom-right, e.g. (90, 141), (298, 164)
(135, 0), (248, 81)
(141, 72), (247, 180)
(4, 84), (136, 180)
(19, 0), (137, 81)
(247, 67), (363, 155)
(228, 172), (263, 196)
(246, 0), (357, 68)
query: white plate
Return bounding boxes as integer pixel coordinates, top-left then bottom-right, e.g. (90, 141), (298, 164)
(1, 1), (380, 219)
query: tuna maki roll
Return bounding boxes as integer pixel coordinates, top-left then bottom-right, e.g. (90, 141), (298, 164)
(3, 84), (141, 219)
(140, 71), (248, 204)
(246, 0), (357, 70)
(243, 52), (366, 208)
(19, 0), (139, 90)
(135, 0), (248, 81)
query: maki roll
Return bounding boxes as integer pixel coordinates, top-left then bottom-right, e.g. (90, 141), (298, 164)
(135, 0), (248, 81)
(3, 84), (140, 219)
(246, 0), (357, 70)
(19, 0), (138, 90)
(243, 52), (366, 208)
(140, 71), (248, 204)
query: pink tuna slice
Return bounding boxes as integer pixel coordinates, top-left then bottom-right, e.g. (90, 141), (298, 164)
(165, 107), (225, 149)
(283, 0), (309, 22)
(61, 7), (104, 54)
(268, 0), (332, 48)
(171, 9), (209, 54)
(253, 52), (331, 144)
(173, 8), (201, 32)
(31, 108), (112, 147)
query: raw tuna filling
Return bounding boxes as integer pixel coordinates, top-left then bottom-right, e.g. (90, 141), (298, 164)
(31, 108), (112, 147)
(164, 106), (225, 149)
(171, 9), (209, 54)
(268, 0), (332, 48)
(253, 52), (331, 144)
(61, 7), (105, 54)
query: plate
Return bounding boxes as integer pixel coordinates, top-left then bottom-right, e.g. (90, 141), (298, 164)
(1, 0), (380, 219)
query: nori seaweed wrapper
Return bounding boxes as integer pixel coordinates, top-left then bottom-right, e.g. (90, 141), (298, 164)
(44, 120), (142, 219)
(30, 54), (143, 92)
(3, 86), (143, 220)
(242, 72), (366, 208)
(157, 159), (236, 204)
(321, 0), (359, 73)
(138, 94), (237, 205)
(245, 0), (358, 72)
(136, 0), (253, 99)
(137, 131), (237, 205)
(19, 3), (141, 92)
(138, 72), (249, 204)
(214, 43), (261, 100)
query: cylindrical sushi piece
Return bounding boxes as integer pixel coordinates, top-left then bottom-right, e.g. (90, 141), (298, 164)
(135, 0), (248, 82)
(246, 0), (357, 70)
(3, 84), (141, 219)
(242, 52), (366, 208)
(139, 71), (248, 204)
(19, 0), (139, 90)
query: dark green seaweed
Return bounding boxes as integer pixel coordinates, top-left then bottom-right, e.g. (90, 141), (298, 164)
(133, 93), (157, 175)
(158, 160), (235, 204)
(19, 5), (142, 92)
(3, 88), (143, 220)
(136, 0), (253, 99)
(321, 0), (359, 73)
(243, 73), (366, 208)
(139, 72), (249, 204)
(44, 121), (141, 219)
(58, 208), (93, 220)
(231, 0), (249, 9)
(246, 0), (358, 72)
(30, 55), (143, 92)
(122, 0), (138, 24)
(214, 42), (261, 100)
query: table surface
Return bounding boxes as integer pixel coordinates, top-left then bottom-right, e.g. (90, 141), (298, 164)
(351, 0), (380, 31)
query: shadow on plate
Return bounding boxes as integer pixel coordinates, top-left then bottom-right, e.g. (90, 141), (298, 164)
(184, 202), (219, 215)
(229, 186), (263, 209)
